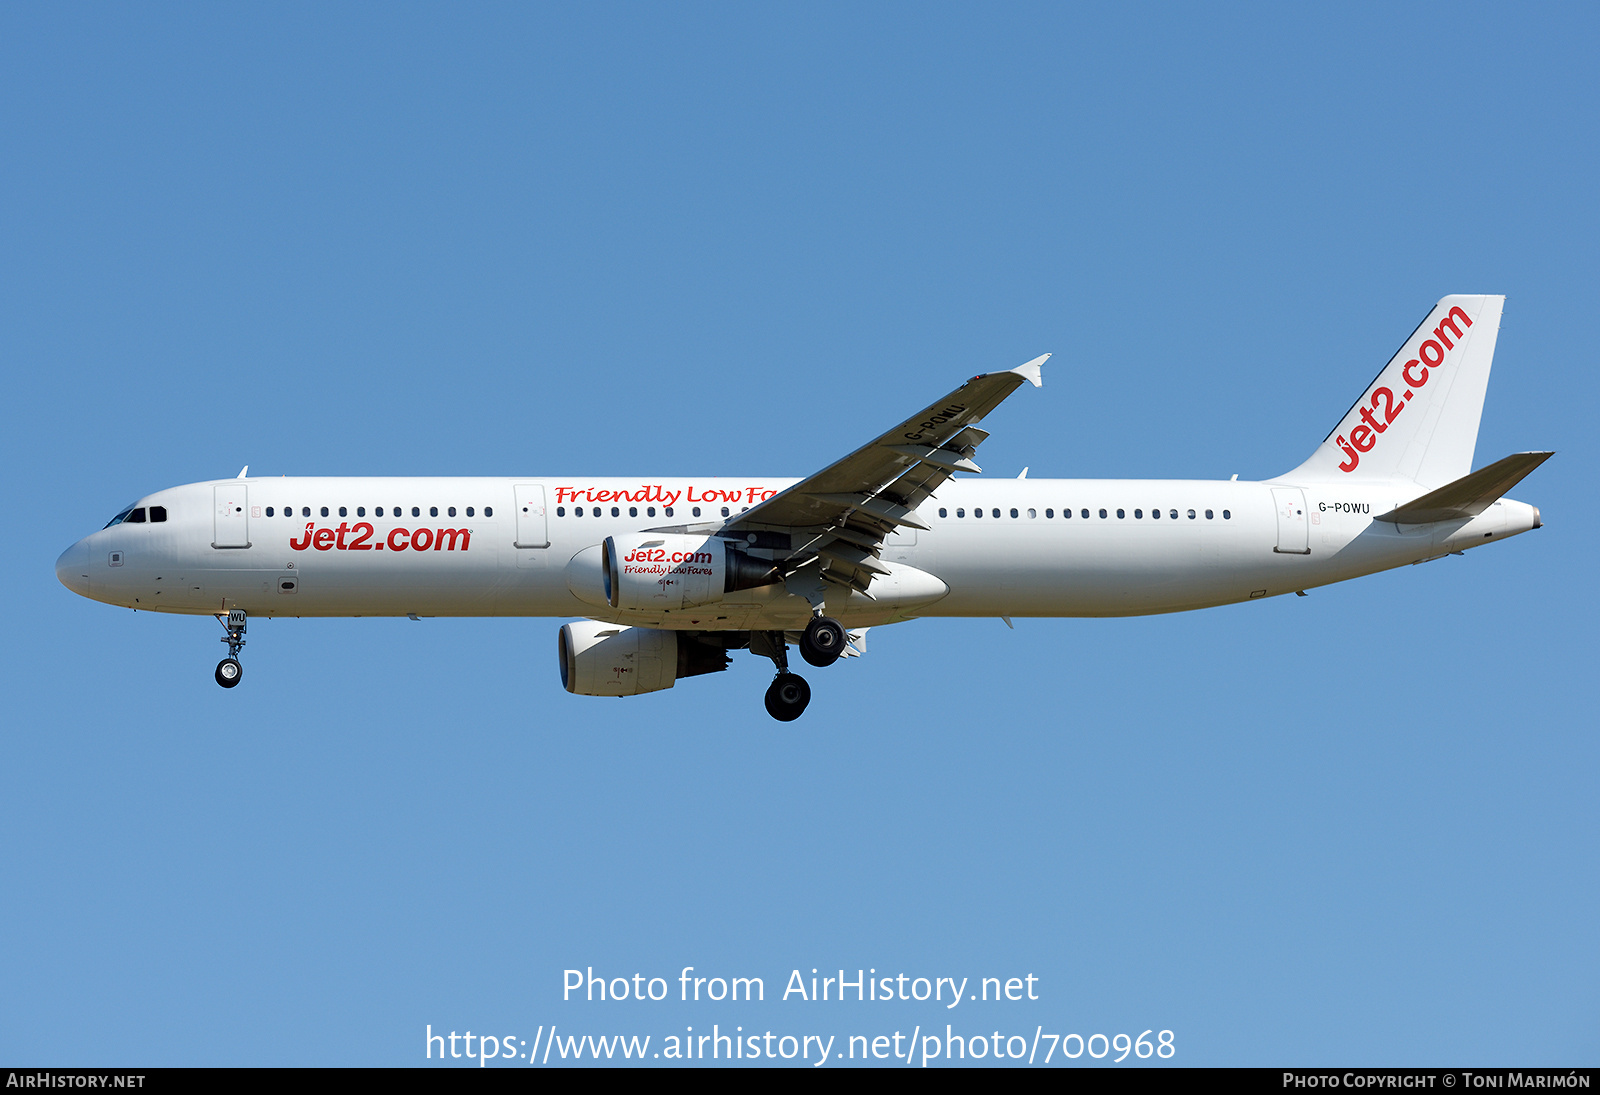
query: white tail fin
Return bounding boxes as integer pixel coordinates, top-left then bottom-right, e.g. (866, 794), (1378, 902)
(1281, 295), (1504, 489)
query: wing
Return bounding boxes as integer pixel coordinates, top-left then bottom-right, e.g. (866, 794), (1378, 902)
(722, 354), (1048, 596)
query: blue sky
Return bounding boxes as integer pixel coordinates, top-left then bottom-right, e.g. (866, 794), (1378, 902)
(2, 3), (1594, 1066)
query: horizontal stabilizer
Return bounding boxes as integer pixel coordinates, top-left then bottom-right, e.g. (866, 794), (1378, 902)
(1376, 451), (1553, 524)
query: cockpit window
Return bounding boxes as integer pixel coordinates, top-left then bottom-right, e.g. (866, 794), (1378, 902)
(150, 506), (167, 522)
(103, 504), (136, 529)
(125, 508), (147, 523)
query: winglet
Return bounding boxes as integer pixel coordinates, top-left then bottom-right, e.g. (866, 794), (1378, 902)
(236, 465), (249, 479)
(1010, 353), (1049, 388)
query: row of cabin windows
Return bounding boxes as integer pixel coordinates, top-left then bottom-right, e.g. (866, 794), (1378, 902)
(107, 499), (1228, 528)
(938, 506), (1232, 521)
(555, 505), (751, 519)
(264, 505), (492, 519)
(104, 505), (168, 527)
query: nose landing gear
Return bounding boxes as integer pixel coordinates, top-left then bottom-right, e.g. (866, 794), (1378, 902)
(214, 609), (246, 688)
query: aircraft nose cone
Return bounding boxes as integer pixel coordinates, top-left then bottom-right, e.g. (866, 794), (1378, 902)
(56, 541), (90, 596)
(1532, 506), (1542, 529)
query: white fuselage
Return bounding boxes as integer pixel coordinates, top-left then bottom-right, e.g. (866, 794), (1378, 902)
(56, 474), (1539, 629)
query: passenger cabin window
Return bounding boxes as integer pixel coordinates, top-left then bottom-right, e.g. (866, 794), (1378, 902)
(302, 507), (311, 517)
(647, 507), (656, 517)
(1046, 508), (1054, 518)
(557, 506), (566, 516)
(339, 507), (347, 517)
(266, 507), (275, 517)
(992, 508), (1000, 518)
(1188, 509), (1196, 519)
(663, 507), (673, 517)
(629, 507), (637, 517)
(974, 507), (982, 518)
(1010, 508), (1019, 518)
(592, 507), (600, 517)
(1170, 509), (1179, 520)
(939, 508), (948, 517)
(615, 507), (623, 517)
(720, 507), (729, 517)
(484, 507), (492, 517)
(692, 507), (701, 517)
(430, 507), (438, 517)
(467, 507), (475, 517)
(321, 507), (329, 517)
(448, 507), (456, 517)
(1223, 510), (1232, 519)
(956, 508), (965, 518)
(1083, 509), (1091, 519)
(412, 507), (420, 517)
(1135, 509), (1143, 519)
(1027, 508), (1036, 518)
(1206, 509), (1214, 519)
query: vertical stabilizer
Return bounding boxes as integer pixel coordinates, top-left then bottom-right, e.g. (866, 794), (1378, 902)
(1281, 295), (1504, 489)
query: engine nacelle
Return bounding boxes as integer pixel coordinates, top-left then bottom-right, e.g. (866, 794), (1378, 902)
(558, 620), (731, 697)
(599, 533), (778, 612)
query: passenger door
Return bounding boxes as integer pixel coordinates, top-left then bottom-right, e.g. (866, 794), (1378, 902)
(1271, 487), (1310, 555)
(514, 483), (549, 549)
(213, 486), (250, 548)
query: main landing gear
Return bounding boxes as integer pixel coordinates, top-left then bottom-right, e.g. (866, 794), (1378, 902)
(765, 674), (811, 722)
(799, 616), (846, 668)
(753, 629), (809, 722)
(215, 609), (246, 688)
(755, 615), (847, 721)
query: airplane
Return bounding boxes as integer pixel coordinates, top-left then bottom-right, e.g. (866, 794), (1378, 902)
(55, 295), (1548, 721)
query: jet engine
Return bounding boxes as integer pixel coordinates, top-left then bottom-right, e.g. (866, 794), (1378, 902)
(558, 620), (731, 696)
(592, 533), (779, 612)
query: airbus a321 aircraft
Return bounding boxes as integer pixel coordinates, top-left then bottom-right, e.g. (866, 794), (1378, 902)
(56, 295), (1548, 720)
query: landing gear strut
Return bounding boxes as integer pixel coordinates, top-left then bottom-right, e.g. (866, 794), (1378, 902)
(215, 609), (246, 688)
(799, 616), (847, 667)
(753, 630), (810, 722)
